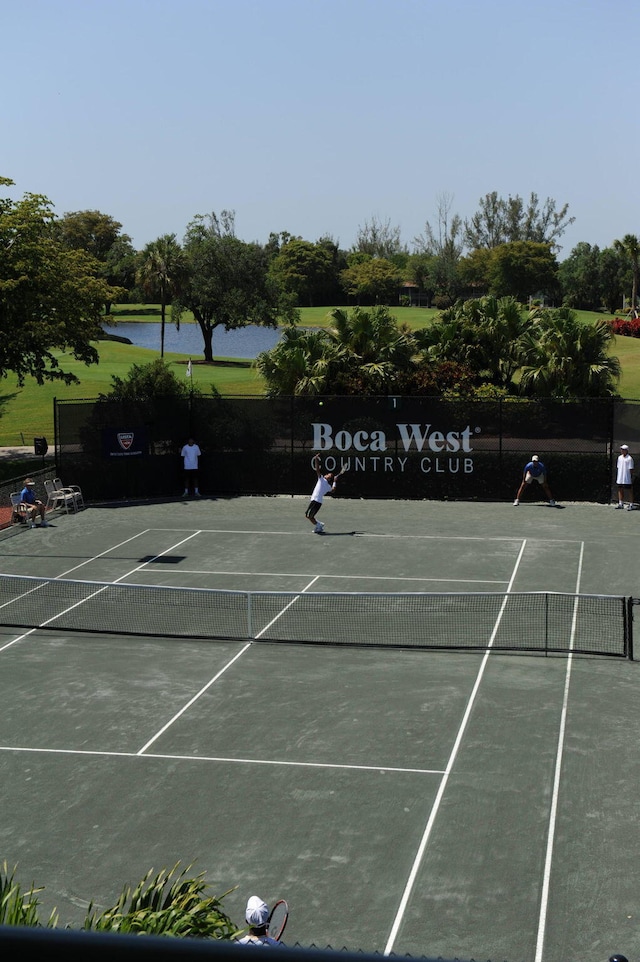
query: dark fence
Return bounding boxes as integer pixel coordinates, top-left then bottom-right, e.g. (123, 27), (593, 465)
(53, 395), (640, 503)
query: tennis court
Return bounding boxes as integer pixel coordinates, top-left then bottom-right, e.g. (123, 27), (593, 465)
(1, 495), (639, 962)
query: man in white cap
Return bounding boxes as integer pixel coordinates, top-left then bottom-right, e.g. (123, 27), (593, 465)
(615, 444), (635, 509)
(236, 895), (281, 946)
(19, 477), (49, 528)
(513, 456), (556, 507)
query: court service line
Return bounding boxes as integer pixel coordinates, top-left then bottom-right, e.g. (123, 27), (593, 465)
(159, 568), (510, 585)
(533, 541), (583, 962)
(152, 526), (586, 545)
(0, 743), (444, 776)
(383, 537), (529, 957)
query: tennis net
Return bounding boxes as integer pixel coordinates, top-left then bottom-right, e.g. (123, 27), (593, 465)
(0, 573), (631, 658)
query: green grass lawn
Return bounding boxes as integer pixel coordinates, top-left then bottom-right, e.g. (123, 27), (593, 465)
(1, 306), (638, 447)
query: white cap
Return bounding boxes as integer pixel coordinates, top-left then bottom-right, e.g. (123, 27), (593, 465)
(621, 444), (629, 450)
(531, 455), (539, 461)
(245, 896), (269, 927)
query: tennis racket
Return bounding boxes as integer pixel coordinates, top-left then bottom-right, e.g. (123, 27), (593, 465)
(267, 900), (289, 940)
(335, 460), (350, 479)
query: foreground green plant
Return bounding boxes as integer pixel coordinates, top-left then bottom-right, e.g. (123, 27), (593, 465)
(0, 861), (238, 939)
(81, 863), (240, 939)
(0, 861), (58, 928)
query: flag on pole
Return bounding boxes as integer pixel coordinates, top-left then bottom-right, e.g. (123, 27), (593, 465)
(186, 359), (192, 378)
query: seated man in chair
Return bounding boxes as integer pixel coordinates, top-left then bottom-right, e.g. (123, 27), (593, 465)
(20, 478), (49, 528)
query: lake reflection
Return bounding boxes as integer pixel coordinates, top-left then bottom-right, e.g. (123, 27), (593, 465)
(102, 322), (282, 359)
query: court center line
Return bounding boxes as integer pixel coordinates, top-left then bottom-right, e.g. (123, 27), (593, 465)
(136, 643), (252, 755)
(0, 743), (443, 775)
(383, 538), (529, 956)
(137, 575), (321, 752)
(253, 576), (320, 639)
(534, 541), (583, 962)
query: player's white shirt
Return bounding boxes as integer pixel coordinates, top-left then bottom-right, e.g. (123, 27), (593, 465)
(617, 453), (634, 485)
(181, 444), (201, 470)
(236, 935), (281, 947)
(311, 476), (334, 503)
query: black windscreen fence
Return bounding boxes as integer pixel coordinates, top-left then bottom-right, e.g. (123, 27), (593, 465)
(53, 395), (640, 503)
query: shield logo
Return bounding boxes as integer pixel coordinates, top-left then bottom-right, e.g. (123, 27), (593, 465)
(117, 432), (134, 451)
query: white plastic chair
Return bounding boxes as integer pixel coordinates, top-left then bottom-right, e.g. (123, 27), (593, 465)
(10, 492), (28, 525)
(44, 479), (75, 514)
(53, 478), (84, 511)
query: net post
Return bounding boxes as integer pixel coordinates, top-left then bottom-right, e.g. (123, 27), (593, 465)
(544, 592), (549, 657)
(627, 597), (636, 661)
(247, 591), (252, 639)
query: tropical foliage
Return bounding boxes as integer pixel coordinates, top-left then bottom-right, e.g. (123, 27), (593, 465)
(0, 861), (239, 939)
(256, 300), (622, 400)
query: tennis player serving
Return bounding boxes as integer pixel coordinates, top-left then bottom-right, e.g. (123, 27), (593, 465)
(305, 454), (342, 534)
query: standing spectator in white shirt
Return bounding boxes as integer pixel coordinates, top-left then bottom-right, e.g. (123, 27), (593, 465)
(615, 443), (634, 509)
(180, 437), (202, 497)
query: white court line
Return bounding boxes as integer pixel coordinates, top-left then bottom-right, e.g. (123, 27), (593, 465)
(147, 527), (587, 545)
(533, 541), (583, 962)
(142, 568), (510, 585)
(0, 531), (201, 652)
(0, 743), (443, 776)
(254, 575), (320, 639)
(383, 538), (529, 956)
(136, 644), (251, 754)
(136, 575), (322, 752)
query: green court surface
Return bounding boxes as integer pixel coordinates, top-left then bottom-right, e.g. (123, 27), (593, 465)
(0, 496), (639, 962)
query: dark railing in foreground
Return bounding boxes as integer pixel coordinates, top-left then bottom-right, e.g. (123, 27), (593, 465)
(0, 926), (630, 962)
(0, 574), (633, 659)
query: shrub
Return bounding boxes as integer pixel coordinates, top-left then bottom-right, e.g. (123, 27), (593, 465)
(607, 317), (640, 337)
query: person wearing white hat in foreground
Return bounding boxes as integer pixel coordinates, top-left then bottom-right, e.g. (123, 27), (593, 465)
(513, 456), (556, 507)
(236, 896), (281, 947)
(615, 444), (635, 509)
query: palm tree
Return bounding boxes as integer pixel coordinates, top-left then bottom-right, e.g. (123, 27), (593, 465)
(415, 296), (527, 390)
(255, 326), (334, 395)
(519, 308), (621, 397)
(613, 233), (640, 316)
(325, 306), (415, 394)
(136, 234), (186, 357)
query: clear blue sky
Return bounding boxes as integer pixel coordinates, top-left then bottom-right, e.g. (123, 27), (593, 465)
(3, 0), (638, 259)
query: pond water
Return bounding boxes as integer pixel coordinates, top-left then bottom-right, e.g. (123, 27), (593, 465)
(101, 322), (283, 359)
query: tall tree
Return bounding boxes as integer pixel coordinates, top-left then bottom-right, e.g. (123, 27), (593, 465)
(464, 192), (575, 251)
(57, 209), (135, 311)
(488, 241), (559, 301)
(268, 238), (335, 307)
(0, 177), (120, 385)
(175, 210), (297, 362)
(354, 216), (405, 258)
(339, 257), (400, 305)
(413, 193), (464, 303)
(136, 234), (186, 357)
(558, 242), (603, 310)
(613, 233), (640, 315)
